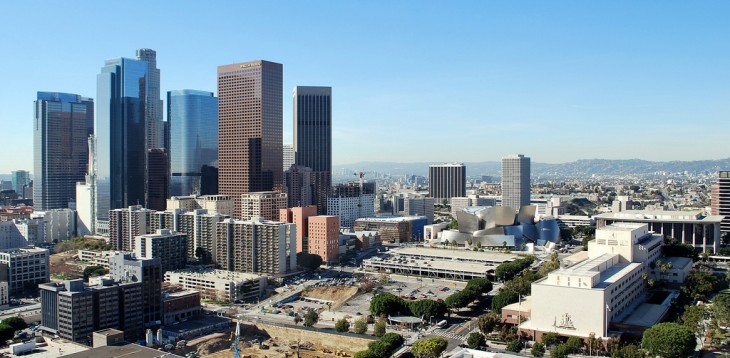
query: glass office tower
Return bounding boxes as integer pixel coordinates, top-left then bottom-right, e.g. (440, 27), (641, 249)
(293, 86), (332, 215)
(96, 58), (149, 224)
(33, 92), (94, 210)
(167, 90), (218, 196)
(135, 49), (164, 150)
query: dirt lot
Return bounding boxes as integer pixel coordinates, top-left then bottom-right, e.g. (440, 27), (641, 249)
(301, 286), (358, 309)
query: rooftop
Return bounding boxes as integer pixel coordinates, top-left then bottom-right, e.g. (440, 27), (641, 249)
(355, 216), (427, 223)
(392, 246), (518, 263)
(61, 343), (183, 358)
(165, 268), (264, 281)
(595, 210), (724, 223)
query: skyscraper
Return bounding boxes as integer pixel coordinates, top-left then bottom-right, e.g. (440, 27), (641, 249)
(135, 49), (164, 150)
(428, 163), (466, 204)
(283, 144), (294, 171)
(713, 171), (730, 234)
(33, 92), (93, 209)
(218, 60), (283, 218)
(167, 90), (218, 196)
(293, 86), (332, 215)
(10, 170), (31, 198)
(96, 56), (149, 226)
(147, 148), (168, 211)
(501, 154), (531, 210)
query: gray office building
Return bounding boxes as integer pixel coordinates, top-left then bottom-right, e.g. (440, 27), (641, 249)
(428, 163), (466, 204)
(501, 154), (531, 210)
(108, 252), (162, 328)
(293, 86), (332, 215)
(33, 92), (94, 210)
(135, 49), (164, 150)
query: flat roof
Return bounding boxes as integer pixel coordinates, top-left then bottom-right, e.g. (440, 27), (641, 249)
(595, 210), (724, 223)
(165, 269), (264, 281)
(62, 344), (183, 358)
(619, 303), (669, 327)
(356, 216), (427, 223)
(392, 246), (518, 262)
(598, 222), (647, 232)
(501, 295), (532, 313)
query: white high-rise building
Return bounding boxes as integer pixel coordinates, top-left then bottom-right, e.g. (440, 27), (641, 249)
(283, 144), (294, 172)
(327, 182), (376, 228)
(501, 154), (530, 211)
(240, 192), (288, 221)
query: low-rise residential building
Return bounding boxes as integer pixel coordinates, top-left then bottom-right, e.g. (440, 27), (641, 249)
(216, 218), (296, 274)
(164, 269), (266, 303)
(166, 195), (234, 217)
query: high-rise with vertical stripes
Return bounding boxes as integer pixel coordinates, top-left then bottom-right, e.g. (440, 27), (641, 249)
(293, 86), (332, 215)
(428, 163), (466, 204)
(501, 154), (531, 210)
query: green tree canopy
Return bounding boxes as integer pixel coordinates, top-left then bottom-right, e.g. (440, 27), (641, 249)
(0, 317), (26, 331)
(491, 289), (519, 313)
(467, 332), (486, 349)
(531, 342), (545, 357)
(407, 299), (447, 320)
(303, 310), (319, 327)
(353, 317), (368, 334)
(82, 265), (106, 281)
(369, 293), (405, 316)
(297, 252), (323, 271)
(506, 339), (522, 352)
(373, 319), (386, 337)
(465, 277), (493, 294)
(478, 312), (501, 334)
(541, 332), (561, 347)
(335, 318), (350, 332)
(682, 269), (720, 301)
(0, 324), (14, 342)
(411, 337), (448, 358)
(641, 322), (696, 358)
(713, 292), (730, 328)
(550, 344), (570, 358)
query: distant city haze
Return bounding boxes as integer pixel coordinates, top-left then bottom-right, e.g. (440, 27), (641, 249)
(2, 1), (729, 173)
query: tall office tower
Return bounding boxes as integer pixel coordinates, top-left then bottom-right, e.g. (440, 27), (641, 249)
(167, 90), (219, 196)
(135, 49), (164, 150)
(147, 148), (169, 211)
(33, 92), (94, 210)
(293, 86), (332, 215)
(284, 165), (313, 207)
(240, 191), (288, 221)
(10, 170), (31, 198)
(216, 218), (296, 274)
(714, 172), (730, 234)
(279, 206), (317, 253)
(283, 144), (294, 171)
(501, 154), (531, 210)
(308, 215), (339, 264)
(428, 163), (466, 204)
(96, 56), (150, 227)
(327, 182), (376, 228)
(218, 60), (283, 218)
(108, 205), (153, 251)
(76, 136), (96, 235)
(108, 252), (162, 329)
(134, 229), (187, 272)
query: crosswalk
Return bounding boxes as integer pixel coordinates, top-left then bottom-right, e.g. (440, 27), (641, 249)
(431, 329), (466, 341)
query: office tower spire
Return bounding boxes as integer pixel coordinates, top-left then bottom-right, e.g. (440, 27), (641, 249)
(293, 86), (332, 215)
(217, 60), (283, 218)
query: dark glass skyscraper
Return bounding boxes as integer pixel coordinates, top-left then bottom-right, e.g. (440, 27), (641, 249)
(135, 49), (164, 150)
(167, 90), (218, 196)
(293, 86), (332, 215)
(218, 60), (283, 218)
(33, 92), (94, 210)
(96, 57), (149, 224)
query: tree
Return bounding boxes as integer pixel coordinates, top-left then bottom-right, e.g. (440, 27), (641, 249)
(378, 273), (390, 286)
(448, 219), (458, 230)
(445, 290), (474, 309)
(491, 289), (519, 313)
(550, 344), (570, 358)
(465, 277), (493, 294)
(353, 350), (378, 358)
(297, 252), (323, 271)
(303, 310), (319, 327)
(682, 269), (719, 301)
(681, 304), (705, 336)
(367, 333), (404, 358)
(1, 317), (27, 331)
(713, 292), (730, 327)
(467, 332), (486, 349)
(373, 319), (386, 337)
(353, 317), (368, 334)
(411, 337), (448, 358)
(531, 342), (545, 357)
(293, 316), (302, 325)
(506, 339), (522, 352)
(541, 332), (560, 347)
(407, 299), (447, 320)
(611, 344), (642, 358)
(565, 337), (582, 353)
(478, 312), (501, 334)
(335, 318), (350, 332)
(0, 324), (14, 342)
(641, 322), (695, 358)
(370, 293), (405, 316)
(82, 265), (106, 281)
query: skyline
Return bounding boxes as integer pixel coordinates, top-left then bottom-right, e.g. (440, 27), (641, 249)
(2, 1), (730, 174)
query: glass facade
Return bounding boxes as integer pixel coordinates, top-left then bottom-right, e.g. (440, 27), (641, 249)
(96, 58), (149, 222)
(167, 90), (218, 196)
(33, 92), (94, 210)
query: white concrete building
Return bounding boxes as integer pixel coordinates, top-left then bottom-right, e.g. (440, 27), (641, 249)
(403, 195), (435, 224)
(282, 144), (294, 171)
(32, 209), (76, 241)
(240, 192), (287, 221)
(451, 195), (497, 217)
(518, 223), (676, 340)
(0, 247), (50, 294)
(75, 181), (94, 236)
(166, 195), (234, 217)
(164, 269), (266, 303)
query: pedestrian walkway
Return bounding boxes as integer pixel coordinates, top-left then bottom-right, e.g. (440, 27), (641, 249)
(431, 328), (466, 341)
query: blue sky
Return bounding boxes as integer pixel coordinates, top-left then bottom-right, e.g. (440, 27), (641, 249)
(1, 1), (729, 174)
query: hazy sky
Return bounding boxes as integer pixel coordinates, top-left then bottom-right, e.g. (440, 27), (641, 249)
(1, 1), (729, 174)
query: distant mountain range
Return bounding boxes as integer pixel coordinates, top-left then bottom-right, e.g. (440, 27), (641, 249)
(334, 158), (730, 178)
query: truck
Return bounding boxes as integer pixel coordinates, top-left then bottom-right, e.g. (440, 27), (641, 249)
(11, 341), (36, 355)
